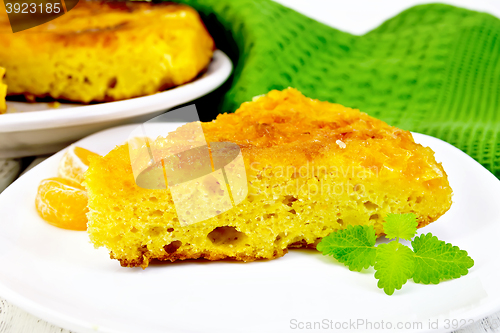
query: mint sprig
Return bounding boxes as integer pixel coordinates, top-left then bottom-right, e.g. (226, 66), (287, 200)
(317, 213), (474, 295)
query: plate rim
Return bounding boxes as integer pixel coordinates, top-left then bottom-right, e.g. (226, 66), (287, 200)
(0, 50), (232, 133)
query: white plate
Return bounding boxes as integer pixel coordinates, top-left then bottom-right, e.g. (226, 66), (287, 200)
(0, 50), (232, 158)
(0, 125), (499, 333)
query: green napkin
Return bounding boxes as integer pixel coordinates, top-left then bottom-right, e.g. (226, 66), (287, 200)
(175, 0), (500, 178)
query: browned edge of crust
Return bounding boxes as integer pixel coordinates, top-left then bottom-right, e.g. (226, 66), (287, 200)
(111, 207), (449, 268)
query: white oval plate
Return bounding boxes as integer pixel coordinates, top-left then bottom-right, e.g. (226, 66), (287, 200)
(0, 125), (499, 333)
(0, 50), (232, 158)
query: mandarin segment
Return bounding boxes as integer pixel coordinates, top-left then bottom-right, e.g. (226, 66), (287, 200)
(58, 145), (100, 184)
(74, 146), (100, 166)
(35, 177), (88, 231)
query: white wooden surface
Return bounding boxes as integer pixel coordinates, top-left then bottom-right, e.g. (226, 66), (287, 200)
(0, 298), (72, 333)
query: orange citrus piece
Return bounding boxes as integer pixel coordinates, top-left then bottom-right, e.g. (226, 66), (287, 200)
(35, 177), (88, 231)
(58, 145), (100, 184)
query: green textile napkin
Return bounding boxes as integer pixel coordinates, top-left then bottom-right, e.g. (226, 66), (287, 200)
(175, 0), (500, 177)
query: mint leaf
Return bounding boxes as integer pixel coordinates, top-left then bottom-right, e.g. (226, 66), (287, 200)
(383, 213), (418, 241)
(317, 225), (377, 272)
(374, 242), (415, 295)
(411, 233), (474, 284)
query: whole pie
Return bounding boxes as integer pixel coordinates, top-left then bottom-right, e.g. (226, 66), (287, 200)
(0, 1), (214, 103)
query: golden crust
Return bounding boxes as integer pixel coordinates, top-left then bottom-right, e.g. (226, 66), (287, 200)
(113, 246), (289, 268)
(0, 1), (214, 103)
(86, 88), (453, 268)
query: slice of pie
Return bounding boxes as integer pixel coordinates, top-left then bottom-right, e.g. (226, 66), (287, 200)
(85, 88), (452, 268)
